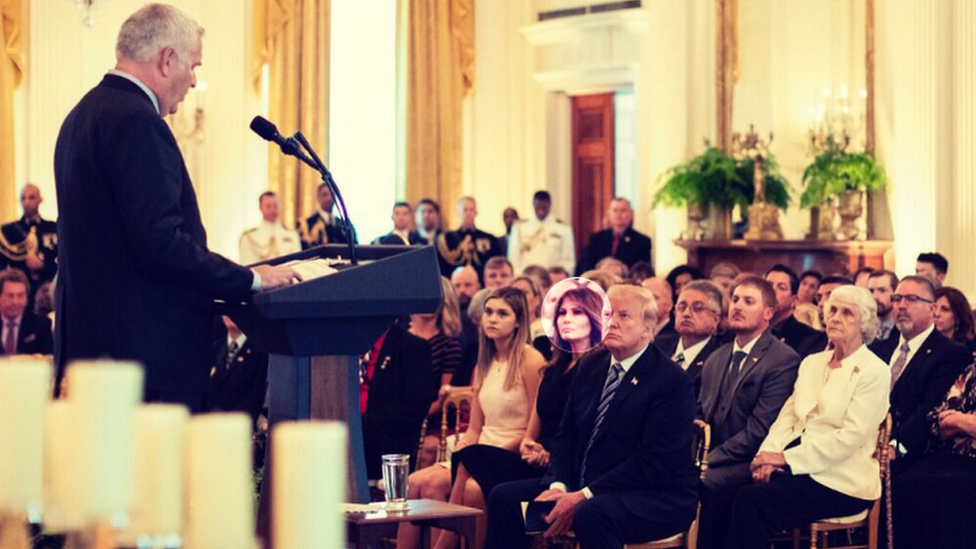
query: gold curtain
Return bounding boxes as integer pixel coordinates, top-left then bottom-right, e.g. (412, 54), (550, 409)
(252, 0), (329, 229)
(0, 0), (23, 221)
(404, 0), (474, 228)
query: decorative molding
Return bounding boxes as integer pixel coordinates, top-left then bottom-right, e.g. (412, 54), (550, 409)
(532, 66), (637, 94)
(520, 8), (648, 46)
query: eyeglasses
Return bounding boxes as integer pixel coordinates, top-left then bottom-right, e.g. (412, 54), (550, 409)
(675, 302), (717, 315)
(891, 294), (934, 305)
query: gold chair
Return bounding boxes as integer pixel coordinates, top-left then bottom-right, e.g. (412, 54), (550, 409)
(791, 414), (893, 549)
(414, 386), (474, 469)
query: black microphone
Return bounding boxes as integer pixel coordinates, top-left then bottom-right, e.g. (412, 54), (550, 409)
(250, 116), (303, 157)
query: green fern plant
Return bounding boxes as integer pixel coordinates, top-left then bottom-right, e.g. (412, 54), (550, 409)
(800, 148), (886, 208)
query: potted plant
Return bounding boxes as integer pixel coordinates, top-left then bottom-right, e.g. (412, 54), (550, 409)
(654, 142), (791, 239)
(801, 146), (886, 240)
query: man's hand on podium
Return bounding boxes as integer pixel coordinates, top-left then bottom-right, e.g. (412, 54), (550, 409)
(252, 264), (304, 291)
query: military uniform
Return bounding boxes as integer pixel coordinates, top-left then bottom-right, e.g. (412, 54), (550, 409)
(507, 215), (576, 273)
(435, 227), (503, 279)
(238, 221), (302, 265)
(0, 216), (59, 293)
(298, 210), (347, 249)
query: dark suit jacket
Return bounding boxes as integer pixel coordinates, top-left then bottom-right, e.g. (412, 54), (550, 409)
(700, 330), (800, 469)
(207, 336), (268, 424)
(0, 312), (54, 356)
(375, 231), (424, 246)
(53, 75), (254, 395)
(771, 315), (821, 358)
(653, 332), (722, 397)
(362, 324), (437, 478)
(297, 211), (346, 249)
(869, 328), (969, 456)
(576, 227), (652, 275)
(546, 346), (698, 529)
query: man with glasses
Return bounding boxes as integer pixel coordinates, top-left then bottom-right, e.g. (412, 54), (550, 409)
(869, 275), (969, 467)
(696, 276), (800, 549)
(654, 280), (724, 396)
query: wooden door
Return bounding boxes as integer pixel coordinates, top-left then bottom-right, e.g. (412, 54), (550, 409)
(571, 93), (615, 257)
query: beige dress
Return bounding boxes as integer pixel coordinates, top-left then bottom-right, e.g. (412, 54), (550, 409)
(476, 359), (530, 447)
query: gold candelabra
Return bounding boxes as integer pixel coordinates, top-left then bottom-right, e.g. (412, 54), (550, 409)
(731, 125), (782, 240)
(807, 85), (867, 153)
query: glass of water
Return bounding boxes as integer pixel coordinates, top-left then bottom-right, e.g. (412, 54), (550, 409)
(381, 454), (410, 511)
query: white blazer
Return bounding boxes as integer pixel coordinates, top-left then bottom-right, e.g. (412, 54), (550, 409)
(759, 344), (890, 501)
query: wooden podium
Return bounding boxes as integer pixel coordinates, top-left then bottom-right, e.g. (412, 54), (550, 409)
(219, 244), (441, 541)
(675, 239), (894, 276)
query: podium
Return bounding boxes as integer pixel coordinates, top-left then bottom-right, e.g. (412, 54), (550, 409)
(220, 244), (442, 506)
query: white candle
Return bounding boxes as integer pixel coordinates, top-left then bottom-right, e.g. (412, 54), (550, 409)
(185, 414), (255, 549)
(273, 422), (347, 549)
(65, 360), (144, 526)
(44, 400), (82, 532)
(124, 405), (188, 545)
(0, 358), (52, 514)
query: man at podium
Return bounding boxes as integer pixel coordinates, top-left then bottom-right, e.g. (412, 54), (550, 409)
(53, 4), (298, 410)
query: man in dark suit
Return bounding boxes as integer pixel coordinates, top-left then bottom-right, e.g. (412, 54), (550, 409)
(298, 182), (347, 248)
(576, 198), (651, 275)
(765, 264), (820, 357)
(654, 280), (724, 397)
(207, 316), (269, 426)
(486, 284), (698, 549)
(869, 275), (969, 466)
(696, 276), (801, 549)
(0, 184), (59, 307)
(0, 268), (53, 355)
(868, 269), (899, 344)
(360, 323), (435, 479)
(53, 4), (297, 410)
(374, 202), (424, 246)
(412, 198), (443, 246)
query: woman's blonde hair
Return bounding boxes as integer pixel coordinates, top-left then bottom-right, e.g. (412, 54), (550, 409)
(477, 287), (531, 391)
(437, 276), (462, 338)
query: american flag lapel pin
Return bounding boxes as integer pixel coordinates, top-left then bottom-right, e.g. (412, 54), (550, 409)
(631, 377), (639, 385)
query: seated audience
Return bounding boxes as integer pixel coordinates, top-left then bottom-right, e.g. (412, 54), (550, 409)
(398, 288), (544, 549)
(653, 280), (724, 396)
(710, 262), (740, 294)
(853, 266), (875, 288)
(934, 287), (976, 355)
(413, 277), (464, 468)
(0, 268), (53, 355)
(521, 265), (552, 298)
(548, 265), (570, 285)
(511, 275), (553, 360)
(869, 276), (969, 465)
(374, 202), (423, 245)
(361, 320), (436, 479)
(453, 266), (483, 381)
(641, 277), (675, 336)
(805, 275), (854, 352)
(486, 285), (697, 549)
(915, 252), (948, 288)
(579, 269), (622, 292)
(484, 256), (514, 289)
(595, 257), (629, 279)
(576, 198), (651, 275)
(207, 315), (268, 427)
(697, 276), (800, 549)
(727, 285), (890, 549)
(666, 265), (706, 302)
(893, 361), (976, 548)
(765, 264), (820, 357)
(627, 261), (655, 284)
(867, 270), (899, 344)
(794, 270), (822, 330)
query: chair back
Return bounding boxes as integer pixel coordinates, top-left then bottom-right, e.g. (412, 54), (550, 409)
(692, 419), (711, 479)
(873, 414), (893, 478)
(438, 386), (474, 462)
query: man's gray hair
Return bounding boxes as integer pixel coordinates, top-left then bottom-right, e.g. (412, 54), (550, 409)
(116, 4), (204, 64)
(680, 280), (724, 314)
(826, 285), (880, 345)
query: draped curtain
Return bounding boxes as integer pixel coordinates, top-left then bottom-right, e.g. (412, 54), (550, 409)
(0, 0), (23, 221)
(404, 0), (474, 227)
(252, 0), (329, 229)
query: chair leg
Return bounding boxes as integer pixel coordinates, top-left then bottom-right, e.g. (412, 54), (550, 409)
(809, 527), (818, 549)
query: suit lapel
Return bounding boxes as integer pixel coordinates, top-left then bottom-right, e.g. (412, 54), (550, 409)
(714, 332), (773, 424)
(590, 351), (651, 447)
(895, 331), (938, 390)
(703, 345), (733, 421)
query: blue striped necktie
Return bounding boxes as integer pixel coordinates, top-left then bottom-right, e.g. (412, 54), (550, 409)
(579, 361), (624, 486)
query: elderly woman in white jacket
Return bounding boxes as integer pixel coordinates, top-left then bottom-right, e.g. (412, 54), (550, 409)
(726, 285), (890, 549)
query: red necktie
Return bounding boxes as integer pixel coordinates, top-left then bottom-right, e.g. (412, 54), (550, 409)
(611, 234), (621, 257)
(4, 320), (17, 355)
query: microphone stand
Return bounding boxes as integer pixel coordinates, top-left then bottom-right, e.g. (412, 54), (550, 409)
(291, 132), (359, 266)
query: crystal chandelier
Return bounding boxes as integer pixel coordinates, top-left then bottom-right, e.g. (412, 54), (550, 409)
(71, 0), (105, 28)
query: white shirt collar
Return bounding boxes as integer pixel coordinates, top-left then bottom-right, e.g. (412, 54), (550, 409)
(394, 229), (411, 243)
(228, 333), (247, 349)
(891, 323), (935, 369)
(674, 336), (712, 369)
(733, 332), (763, 356)
(610, 343), (650, 373)
(107, 69), (160, 115)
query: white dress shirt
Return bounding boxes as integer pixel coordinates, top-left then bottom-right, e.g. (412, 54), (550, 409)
(888, 323), (935, 376)
(673, 336), (712, 370)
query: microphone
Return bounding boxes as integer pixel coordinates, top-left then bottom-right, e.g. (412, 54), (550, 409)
(250, 116), (303, 157)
